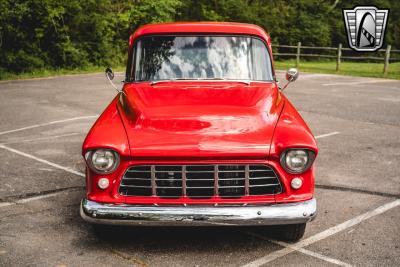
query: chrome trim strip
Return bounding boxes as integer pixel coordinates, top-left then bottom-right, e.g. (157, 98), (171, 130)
(80, 198), (317, 226)
(245, 164), (250, 196)
(150, 165), (156, 196)
(214, 165), (219, 197)
(182, 165), (187, 197)
(150, 79), (251, 85)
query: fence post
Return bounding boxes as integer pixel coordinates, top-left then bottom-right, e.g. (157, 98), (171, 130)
(383, 45), (391, 75)
(296, 42), (301, 67)
(336, 43), (342, 72)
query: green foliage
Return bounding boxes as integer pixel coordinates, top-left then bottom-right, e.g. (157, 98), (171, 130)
(0, 0), (399, 76)
(129, 0), (182, 24)
(0, 0), (118, 72)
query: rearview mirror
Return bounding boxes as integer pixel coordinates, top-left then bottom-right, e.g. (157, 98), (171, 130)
(280, 68), (299, 91)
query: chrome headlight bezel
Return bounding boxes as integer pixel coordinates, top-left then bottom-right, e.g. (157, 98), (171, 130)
(85, 149), (120, 174)
(280, 148), (316, 174)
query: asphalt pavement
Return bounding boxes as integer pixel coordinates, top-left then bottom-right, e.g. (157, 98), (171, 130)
(0, 71), (399, 266)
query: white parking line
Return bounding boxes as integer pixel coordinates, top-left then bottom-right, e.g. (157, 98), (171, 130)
(0, 115), (97, 136)
(300, 74), (335, 78)
(377, 97), (400, 103)
(1, 132), (80, 145)
(16, 191), (76, 204)
(0, 144), (84, 177)
(244, 231), (352, 267)
(295, 247), (353, 266)
(322, 80), (397, 86)
(0, 189), (83, 208)
(0, 202), (14, 208)
(0, 144), (85, 208)
(315, 131), (340, 139)
(242, 199), (400, 267)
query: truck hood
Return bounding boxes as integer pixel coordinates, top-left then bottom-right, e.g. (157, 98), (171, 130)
(118, 81), (284, 158)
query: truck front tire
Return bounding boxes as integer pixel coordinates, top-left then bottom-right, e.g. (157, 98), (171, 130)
(275, 223), (306, 242)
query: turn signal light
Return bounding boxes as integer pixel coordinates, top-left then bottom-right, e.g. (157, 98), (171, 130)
(291, 177), (303, 190)
(98, 178), (110, 190)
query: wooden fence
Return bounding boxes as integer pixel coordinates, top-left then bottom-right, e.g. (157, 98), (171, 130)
(272, 42), (400, 75)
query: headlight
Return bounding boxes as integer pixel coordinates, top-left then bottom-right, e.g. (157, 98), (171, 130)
(280, 149), (315, 174)
(86, 149), (119, 174)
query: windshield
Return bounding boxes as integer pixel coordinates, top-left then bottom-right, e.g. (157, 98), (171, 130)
(131, 35), (273, 82)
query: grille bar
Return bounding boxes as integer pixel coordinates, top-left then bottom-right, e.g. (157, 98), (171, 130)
(119, 164), (282, 199)
(244, 165), (250, 196)
(150, 165), (156, 196)
(182, 165), (187, 197)
(214, 165), (219, 197)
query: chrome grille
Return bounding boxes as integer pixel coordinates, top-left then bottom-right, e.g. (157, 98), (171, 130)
(119, 164), (282, 198)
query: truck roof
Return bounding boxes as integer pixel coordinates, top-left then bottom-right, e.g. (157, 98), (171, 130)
(130, 22), (270, 44)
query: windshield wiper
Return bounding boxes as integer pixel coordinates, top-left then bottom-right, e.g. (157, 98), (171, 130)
(200, 77), (226, 81)
(150, 78), (196, 85)
(204, 77), (250, 85)
(150, 77), (251, 85)
(197, 77), (251, 85)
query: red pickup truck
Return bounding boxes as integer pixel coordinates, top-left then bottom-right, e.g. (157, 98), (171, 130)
(80, 22), (318, 242)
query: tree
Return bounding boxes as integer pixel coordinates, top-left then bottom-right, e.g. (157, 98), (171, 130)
(0, 0), (398, 75)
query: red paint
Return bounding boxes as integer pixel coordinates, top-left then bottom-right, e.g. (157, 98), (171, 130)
(130, 22), (271, 47)
(119, 82), (283, 158)
(82, 22), (318, 205)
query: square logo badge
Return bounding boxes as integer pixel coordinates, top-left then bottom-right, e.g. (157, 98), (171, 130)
(343, 6), (389, 52)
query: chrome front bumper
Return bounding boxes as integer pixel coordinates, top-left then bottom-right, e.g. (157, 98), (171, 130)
(80, 198), (316, 226)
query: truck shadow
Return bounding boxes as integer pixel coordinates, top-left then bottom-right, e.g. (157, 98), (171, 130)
(89, 224), (283, 252)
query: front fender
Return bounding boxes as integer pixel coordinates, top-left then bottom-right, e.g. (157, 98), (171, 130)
(269, 95), (318, 203)
(269, 96), (318, 158)
(82, 95), (130, 157)
(82, 95), (130, 203)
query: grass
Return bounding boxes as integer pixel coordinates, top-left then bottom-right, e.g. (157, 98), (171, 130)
(0, 65), (125, 81)
(274, 60), (400, 80)
(0, 61), (398, 81)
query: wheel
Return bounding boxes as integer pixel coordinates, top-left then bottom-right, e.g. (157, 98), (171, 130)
(275, 223), (306, 242)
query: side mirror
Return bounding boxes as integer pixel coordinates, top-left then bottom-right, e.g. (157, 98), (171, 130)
(285, 68), (299, 82)
(105, 67), (122, 93)
(105, 67), (114, 80)
(280, 68), (299, 91)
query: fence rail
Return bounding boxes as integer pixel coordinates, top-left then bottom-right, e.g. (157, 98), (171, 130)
(272, 42), (399, 75)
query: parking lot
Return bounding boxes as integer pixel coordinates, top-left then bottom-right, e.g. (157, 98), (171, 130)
(0, 70), (399, 267)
